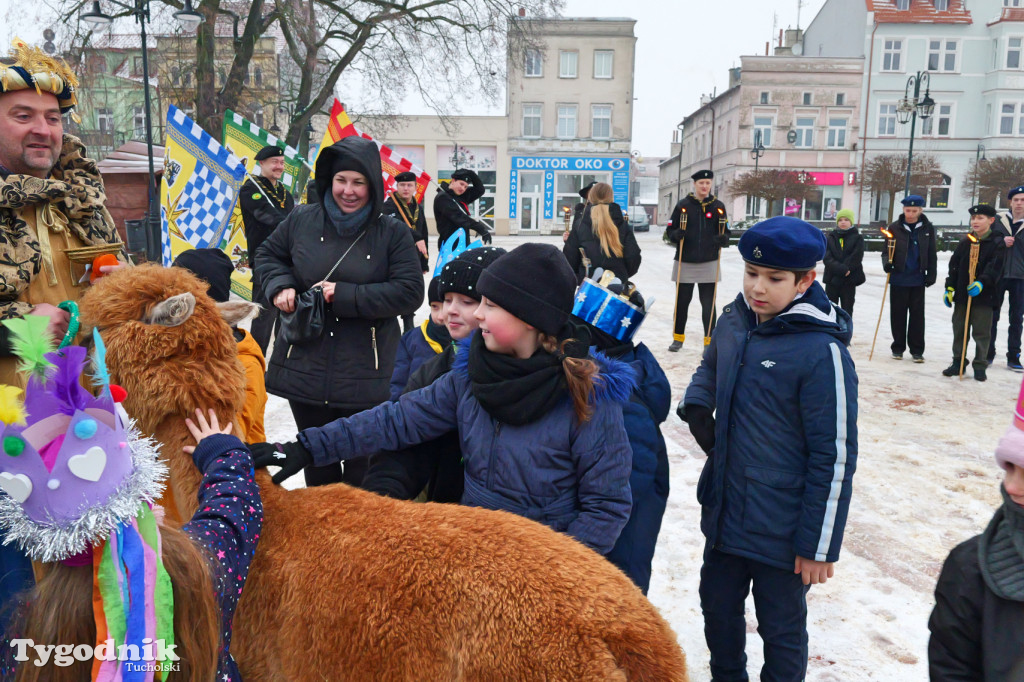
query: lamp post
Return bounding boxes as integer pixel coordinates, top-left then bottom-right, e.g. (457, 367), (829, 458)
(895, 70), (935, 197)
(751, 130), (766, 172)
(971, 143), (987, 206)
(81, 0), (204, 262)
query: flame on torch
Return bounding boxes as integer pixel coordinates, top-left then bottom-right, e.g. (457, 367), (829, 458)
(967, 232), (980, 243)
(880, 228), (894, 239)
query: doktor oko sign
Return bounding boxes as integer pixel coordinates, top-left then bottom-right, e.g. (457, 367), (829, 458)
(509, 155), (630, 220)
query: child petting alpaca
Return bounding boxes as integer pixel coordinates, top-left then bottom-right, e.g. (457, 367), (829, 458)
(0, 324), (261, 682)
(253, 243), (634, 555)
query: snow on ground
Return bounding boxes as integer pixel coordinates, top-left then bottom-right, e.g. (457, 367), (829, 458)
(260, 230), (1017, 681)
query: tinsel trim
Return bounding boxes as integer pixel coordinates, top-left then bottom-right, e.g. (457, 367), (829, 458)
(0, 420), (167, 563)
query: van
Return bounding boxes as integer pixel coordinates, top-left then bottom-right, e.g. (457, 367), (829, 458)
(627, 206), (649, 232)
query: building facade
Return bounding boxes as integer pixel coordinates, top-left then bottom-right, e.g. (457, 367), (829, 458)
(506, 17), (636, 233)
(805, 0), (1024, 227)
(659, 50), (863, 228)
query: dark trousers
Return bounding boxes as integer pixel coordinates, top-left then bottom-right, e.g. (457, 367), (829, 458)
(889, 284), (926, 356)
(700, 548), (809, 682)
(952, 302), (994, 373)
(824, 280), (857, 317)
(401, 313), (415, 334)
(0, 533), (33, 627)
(989, 278), (1024, 363)
(288, 402), (368, 488)
(674, 282), (717, 339)
(250, 270), (279, 356)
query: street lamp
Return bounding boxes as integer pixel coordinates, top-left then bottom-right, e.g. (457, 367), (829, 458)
(750, 130), (766, 172)
(971, 143), (987, 206)
(896, 70), (934, 196)
(81, 0), (204, 261)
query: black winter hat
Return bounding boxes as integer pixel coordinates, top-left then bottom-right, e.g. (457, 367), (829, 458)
(427, 276), (443, 304)
(173, 248), (234, 302)
(476, 243), (577, 336)
(450, 168), (478, 183)
(330, 155), (366, 179)
(394, 171), (416, 183)
(438, 246), (507, 301)
(255, 145), (284, 161)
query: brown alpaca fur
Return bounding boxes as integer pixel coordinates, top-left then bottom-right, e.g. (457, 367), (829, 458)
(80, 264), (688, 681)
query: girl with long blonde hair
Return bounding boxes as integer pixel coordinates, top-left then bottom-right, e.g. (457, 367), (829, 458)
(563, 182), (641, 284)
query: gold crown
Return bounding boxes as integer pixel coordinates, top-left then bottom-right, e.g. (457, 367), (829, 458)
(0, 38), (79, 115)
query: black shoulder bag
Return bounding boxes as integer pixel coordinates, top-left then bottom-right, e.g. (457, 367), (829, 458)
(278, 231), (366, 345)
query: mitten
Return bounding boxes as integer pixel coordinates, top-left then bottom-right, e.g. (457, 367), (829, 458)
(478, 229), (493, 245)
(967, 281), (983, 297)
(251, 440), (313, 484)
(943, 287), (954, 308)
(882, 261), (893, 274)
(715, 233), (730, 248)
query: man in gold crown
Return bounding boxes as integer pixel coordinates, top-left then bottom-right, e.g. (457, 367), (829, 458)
(0, 39), (123, 385)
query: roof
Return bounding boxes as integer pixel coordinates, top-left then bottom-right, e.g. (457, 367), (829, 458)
(866, 0), (972, 25)
(85, 34), (154, 51)
(96, 140), (165, 174)
(989, 7), (1024, 26)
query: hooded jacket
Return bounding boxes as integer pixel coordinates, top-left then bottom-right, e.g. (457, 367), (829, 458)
(945, 229), (1006, 307)
(299, 339), (636, 555)
(883, 213), (938, 287)
(823, 226), (866, 288)
(666, 193), (730, 264)
(432, 176), (490, 248)
(389, 319), (449, 402)
(563, 203), (642, 284)
(994, 212), (1024, 280)
(682, 282), (858, 570)
(254, 137), (424, 409)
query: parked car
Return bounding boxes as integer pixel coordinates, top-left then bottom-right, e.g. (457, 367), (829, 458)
(627, 206), (649, 232)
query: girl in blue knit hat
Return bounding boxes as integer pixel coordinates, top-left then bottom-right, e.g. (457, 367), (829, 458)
(252, 243), (635, 556)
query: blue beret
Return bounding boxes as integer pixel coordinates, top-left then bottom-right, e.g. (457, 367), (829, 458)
(901, 195), (925, 207)
(738, 217), (826, 270)
(1009, 186), (1024, 200)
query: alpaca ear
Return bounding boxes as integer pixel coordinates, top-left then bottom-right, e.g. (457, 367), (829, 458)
(143, 292), (196, 327)
(217, 301), (262, 327)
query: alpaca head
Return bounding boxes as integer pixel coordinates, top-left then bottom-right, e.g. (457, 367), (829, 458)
(79, 264), (253, 431)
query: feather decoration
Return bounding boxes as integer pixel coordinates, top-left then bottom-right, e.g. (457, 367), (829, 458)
(0, 386), (26, 425)
(1, 317), (55, 380)
(45, 346), (91, 415)
(91, 327), (111, 391)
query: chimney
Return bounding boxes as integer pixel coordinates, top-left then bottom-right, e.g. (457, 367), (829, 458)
(728, 67), (742, 89)
(783, 28), (803, 48)
(518, 7), (525, 17)
(778, 29), (783, 47)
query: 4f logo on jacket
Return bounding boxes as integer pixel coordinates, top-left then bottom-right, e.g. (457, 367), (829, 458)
(761, 360), (776, 368)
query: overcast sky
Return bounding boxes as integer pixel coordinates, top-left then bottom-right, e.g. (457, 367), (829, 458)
(0, 0), (827, 158)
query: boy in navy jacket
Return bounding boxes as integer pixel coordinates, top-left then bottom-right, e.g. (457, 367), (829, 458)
(389, 276), (451, 401)
(679, 216), (858, 682)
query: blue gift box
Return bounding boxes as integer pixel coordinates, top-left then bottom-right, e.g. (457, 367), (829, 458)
(572, 279), (647, 342)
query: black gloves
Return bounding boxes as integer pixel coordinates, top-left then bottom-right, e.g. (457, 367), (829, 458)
(478, 229), (493, 245)
(251, 440), (313, 484)
(715, 233), (730, 248)
(678, 403), (716, 456)
(882, 261), (893, 274)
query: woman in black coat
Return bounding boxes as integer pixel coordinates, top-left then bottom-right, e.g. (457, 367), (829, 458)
(255, 136), (424, 487)
(562, 182), (641, 284)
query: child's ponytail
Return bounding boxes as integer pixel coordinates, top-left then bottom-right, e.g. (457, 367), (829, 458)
(540, 334), (600, 423)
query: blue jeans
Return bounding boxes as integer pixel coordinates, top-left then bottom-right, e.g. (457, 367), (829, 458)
(700, 547), (810, 682)
(989, 278), (1024, 363)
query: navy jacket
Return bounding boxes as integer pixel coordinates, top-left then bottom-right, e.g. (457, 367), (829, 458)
(883, 214), (938, 287)
(683, 282), (858, 570)
(602, 342), (671, 594)
(945, 230), (1006, 308)
(300, 343), (636, 555)
(389, 320), (448, 401)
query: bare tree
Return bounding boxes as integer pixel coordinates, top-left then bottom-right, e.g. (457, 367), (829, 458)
(863, 153), (943, 224)
(727, 169), (818, 218)
(963, 155), (1024, 206)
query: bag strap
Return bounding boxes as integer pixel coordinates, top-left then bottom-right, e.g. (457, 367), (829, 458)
(321, 230), (366, 283)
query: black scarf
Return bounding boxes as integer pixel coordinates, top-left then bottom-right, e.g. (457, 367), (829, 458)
(426, 317), (452, 348)
(979, 485), (1024, 602)
(466, 326), (591, 425)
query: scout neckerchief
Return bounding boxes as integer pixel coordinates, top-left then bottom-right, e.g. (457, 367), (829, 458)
(392, 194), (420, 230)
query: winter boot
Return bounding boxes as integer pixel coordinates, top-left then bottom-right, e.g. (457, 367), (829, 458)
(668, 335), (684, 352)
(975, 366), (988, 382)
(912, 354), (925, 363)
(942, 363), (958, 377)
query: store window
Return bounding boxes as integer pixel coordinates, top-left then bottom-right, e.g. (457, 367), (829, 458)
(927, 173), (951, 209)
(556, 173), (610, 217)
(437, 145), (498, 230)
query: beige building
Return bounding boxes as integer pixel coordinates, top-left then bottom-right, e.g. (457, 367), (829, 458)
(660, 41), (864, 227)
(506, 17), (637, 233)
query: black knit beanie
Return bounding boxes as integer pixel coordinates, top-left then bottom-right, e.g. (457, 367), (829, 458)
(173, 248), (233, 302)
(437, 246), (507, 301)
(476, 243), (577, 336)
(329, 155), (365, 179)
(427, 276), (443, 304)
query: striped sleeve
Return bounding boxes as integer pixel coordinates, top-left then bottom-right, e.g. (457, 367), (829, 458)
(794, 342), (858, 563)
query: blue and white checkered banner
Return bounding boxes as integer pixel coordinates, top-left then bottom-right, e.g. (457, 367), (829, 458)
(572, 279), (647, 342)
(161, 105), (247, 266)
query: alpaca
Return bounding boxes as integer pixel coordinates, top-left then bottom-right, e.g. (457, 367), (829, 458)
(80, 264), (689, 681)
